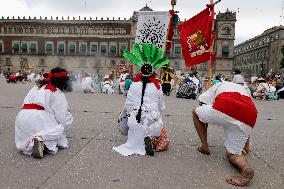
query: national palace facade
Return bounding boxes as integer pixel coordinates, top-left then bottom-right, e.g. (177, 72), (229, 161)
(234, 26), (284, 77)
(0, 5), (237, 76)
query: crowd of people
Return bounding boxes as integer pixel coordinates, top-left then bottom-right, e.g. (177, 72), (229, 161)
(2, 67), (284, 101)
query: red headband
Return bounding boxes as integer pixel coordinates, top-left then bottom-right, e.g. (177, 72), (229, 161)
(44, 72), (68, 82)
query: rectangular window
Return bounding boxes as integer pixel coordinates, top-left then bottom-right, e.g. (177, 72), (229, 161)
(46, 44), (53, 54)
(30, 44), (37, 53)
(80, 44), (86, 54)
(69, 44), (75, 53)
(58, 44), (64, 54)
(110, 45), (116, 54)
(222, 47), (229, 57)
(21, 43), (27, 53)
(120, 45), (127, 55)
(39, 58), (45, 66)
(0, 43), (2, 52)
(100, 45), (107, 54)
(175, 47), (181, 54)
(91, 45), (97, 53)
(13, 43), (19, 53)
(5, 58), (11, 65)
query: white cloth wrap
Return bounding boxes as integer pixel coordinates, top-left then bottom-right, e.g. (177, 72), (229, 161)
(15, 85), (73, 155)
(113, 82), (165, 156)
(196, 105), (249, 155)
(196, 82), (254, 155)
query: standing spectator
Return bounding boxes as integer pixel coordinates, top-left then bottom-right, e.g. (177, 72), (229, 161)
(212, 75), (222, 85)
(233, 69), (245, 84)
(124, 75), (133, 96)
(162, 70), (172, 96)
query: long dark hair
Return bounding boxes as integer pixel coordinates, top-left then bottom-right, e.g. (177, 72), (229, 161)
(136, 75), (154, 123)
(37, 67), (69, 91)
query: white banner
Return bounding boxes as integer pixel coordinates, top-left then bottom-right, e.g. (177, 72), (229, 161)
(135, 11), (170, 49)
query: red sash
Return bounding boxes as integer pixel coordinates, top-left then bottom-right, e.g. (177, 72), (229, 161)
(22, 104), (45, 110)
(212, 92), (257, 128)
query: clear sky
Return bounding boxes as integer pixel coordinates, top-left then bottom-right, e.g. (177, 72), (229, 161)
(0, 0), (283, 45)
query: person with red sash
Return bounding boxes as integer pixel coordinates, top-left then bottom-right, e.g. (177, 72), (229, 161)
(15, 67), (73, 159)
(192, 81), (258, 186)
(113, 43), (169, 156)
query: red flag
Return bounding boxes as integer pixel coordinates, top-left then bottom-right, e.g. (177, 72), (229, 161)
(166, 10), (175, 51)
(178, 4), (215, 67)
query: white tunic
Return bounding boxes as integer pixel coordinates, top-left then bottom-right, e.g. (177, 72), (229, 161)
(35, 74), (43, 82)
(27, 73), (35, 82)
(233, 74), (245, 84)
(81, 76), (95, 92)
(15, 85), (73, 155)
(102, 80), (114, 94)
(113, 82), (165, 156)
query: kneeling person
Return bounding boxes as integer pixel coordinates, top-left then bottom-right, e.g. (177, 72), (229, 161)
(15, 67), (73, 159)
(113, 43), (169, 156)
(192, 81), (258, 186)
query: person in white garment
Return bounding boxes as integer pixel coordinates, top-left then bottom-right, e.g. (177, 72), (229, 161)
(119, 70), (129, 94)
(252, 78), (270, 100)
(113, 43), (170, 156)
(233, 69), (245, 84)
(192, 81), (258, 186)
(35, 72), (43, 82)
(81, 72), (95, 93)
(15, 67), (73, 159)
(188, 72), (200, 94)
(27, 72), (36, 82)
(102, 75), (114, 94)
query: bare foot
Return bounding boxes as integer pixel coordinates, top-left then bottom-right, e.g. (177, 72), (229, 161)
(197, 146), (210, 155)
(226, 167), (254, 186)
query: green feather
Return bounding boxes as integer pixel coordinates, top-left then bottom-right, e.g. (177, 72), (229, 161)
(123, 42), (169, 69)
(133, 43), (144, 62)
(143, 43), (152, 63)
(152, 48), (164, 65)
(153, 57), (169, 69)
(123, 51), (142, 67)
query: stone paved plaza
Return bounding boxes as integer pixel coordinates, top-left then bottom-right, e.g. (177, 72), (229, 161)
(0, 80), (283, 189)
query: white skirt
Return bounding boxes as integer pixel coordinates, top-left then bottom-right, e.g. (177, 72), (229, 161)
(195, 105), (250, 155)
(15, 110), (68, 155)
(113, 107), (163, 156)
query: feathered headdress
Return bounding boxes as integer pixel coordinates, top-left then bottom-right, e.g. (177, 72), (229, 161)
(123, 43), (169, 76)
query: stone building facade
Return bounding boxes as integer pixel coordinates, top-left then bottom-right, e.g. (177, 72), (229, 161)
(0, 5), (235, 77)
(234, 26), (284, 77)
(0, 16), (134, 76)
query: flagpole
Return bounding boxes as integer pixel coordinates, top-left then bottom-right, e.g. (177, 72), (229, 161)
(205, 0), (221, 90)
(205, 0), (214, 90)
(159, 0), (177, 81)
